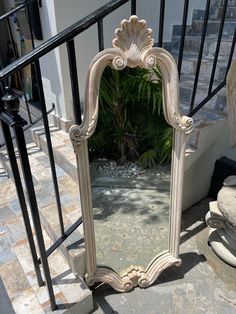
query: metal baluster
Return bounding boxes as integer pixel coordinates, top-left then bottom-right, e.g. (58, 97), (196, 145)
(189, 81), (226, 117)
(178, 0), (189, 76)
(208, 0), (228, 94)
(131, 0), (136, 15)
(26, 5), (65, 237)
(158, 0), (165, 47)
(97, 19), (104, 52)
(0, 118), (43, 287)
(6, 17), (33, 124)
(13, 120), (56, 310)
(66, 39), (82, 125)
(189, 0), (211, 114)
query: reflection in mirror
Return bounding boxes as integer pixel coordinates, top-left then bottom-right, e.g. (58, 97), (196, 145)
(89, 65), (172, 274)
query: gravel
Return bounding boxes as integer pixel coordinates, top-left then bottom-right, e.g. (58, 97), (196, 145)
(96, 161), (146, 178)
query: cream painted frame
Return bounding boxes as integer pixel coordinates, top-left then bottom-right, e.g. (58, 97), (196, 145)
(69, 16), (194, 292)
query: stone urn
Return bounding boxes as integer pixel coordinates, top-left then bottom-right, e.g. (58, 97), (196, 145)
(206, 176), (236, 267)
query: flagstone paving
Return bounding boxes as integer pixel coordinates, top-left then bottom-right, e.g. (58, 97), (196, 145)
(0, 162), (92, 314)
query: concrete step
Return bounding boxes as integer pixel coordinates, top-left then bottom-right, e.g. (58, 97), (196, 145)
(0, 160), (93, 313)
(179, 75), (227, 112)
(172, 54), (227, 80)
(172, 25), (192, 37)
(32, 126), (78, 182)
(192, 20), (236, 37)
(0, 143), (86, 278)
(211, 0), (236, 7)
(172, 20), (236, 37)
(193, 7), (236, 21)
(172, 35), (235, 57)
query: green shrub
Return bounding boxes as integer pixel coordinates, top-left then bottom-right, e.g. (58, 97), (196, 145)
(88, 66), (173, 168)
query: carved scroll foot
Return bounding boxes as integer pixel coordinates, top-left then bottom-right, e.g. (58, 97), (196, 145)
(85, 254), (182, 292)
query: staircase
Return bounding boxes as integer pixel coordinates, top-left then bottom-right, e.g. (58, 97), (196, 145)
(162, 1), (236, 209)
(169, 0), (236, 153)
(170, 2), (235, 115)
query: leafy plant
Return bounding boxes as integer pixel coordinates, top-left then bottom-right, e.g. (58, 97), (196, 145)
(88, 66), (173, 168)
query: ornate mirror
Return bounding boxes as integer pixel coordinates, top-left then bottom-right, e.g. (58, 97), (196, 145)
(69, 16), (194, 291)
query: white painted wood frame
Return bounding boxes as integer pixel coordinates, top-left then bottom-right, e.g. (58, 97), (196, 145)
(69, 16), (194, 292)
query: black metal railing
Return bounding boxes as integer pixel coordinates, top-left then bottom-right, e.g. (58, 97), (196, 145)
(0, 0), (136, 311)
(0, 0), (236, 310)
(176, 0), (236, 116)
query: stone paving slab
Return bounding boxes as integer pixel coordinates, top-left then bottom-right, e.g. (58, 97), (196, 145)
(0, 162), (93, 313)
(0, 276), (15, 314)
(0, 143), (85, 277)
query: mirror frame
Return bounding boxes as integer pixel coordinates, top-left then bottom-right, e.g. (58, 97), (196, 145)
(69, 16), (194, 292)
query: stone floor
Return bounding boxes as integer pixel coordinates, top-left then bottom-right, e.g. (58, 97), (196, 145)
(0, 162), (92, 314)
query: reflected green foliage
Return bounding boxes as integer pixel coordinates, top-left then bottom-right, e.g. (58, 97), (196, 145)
(89, 66), (173, 167)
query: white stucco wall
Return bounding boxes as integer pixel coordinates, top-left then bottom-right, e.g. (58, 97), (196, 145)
(49, 0), (130, 121)
(37, 0), (68, 119)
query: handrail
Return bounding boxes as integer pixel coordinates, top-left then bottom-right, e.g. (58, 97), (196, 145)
(0, 0), (130, 81)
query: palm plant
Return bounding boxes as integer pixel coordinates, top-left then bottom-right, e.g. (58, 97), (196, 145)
(88, 66), (173, 168)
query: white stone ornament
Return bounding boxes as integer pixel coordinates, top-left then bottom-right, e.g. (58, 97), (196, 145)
(206, 60), (236, 267)
(69, 16), (194, 291)
(112, 16), (154, 68)
(206, 184), (236, 267)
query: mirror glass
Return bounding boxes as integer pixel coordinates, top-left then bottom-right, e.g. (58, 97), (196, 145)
(89, 65), (172, 274)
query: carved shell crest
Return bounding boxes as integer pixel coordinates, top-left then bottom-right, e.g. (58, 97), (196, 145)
(113, 15), (154, 67)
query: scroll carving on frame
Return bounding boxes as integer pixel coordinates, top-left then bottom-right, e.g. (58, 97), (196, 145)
(69, 16), (194, 292)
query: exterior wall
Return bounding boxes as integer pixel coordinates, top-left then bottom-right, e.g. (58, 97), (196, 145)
(183, 120), (236, 211)
(44, 0), (130, 121)
(37, 0), (68, 119)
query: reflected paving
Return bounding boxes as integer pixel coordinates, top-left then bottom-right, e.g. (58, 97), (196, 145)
(91, 163), (171, 274)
